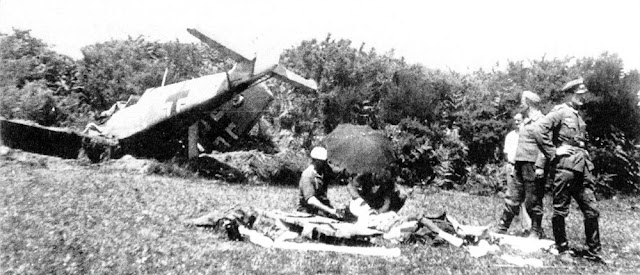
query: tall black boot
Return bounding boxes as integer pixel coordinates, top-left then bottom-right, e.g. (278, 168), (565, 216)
(552, 215), (569, 251)
(584, 217), (602, 254)
(496, 204), (518, 234)
(528, 215), (544, 239)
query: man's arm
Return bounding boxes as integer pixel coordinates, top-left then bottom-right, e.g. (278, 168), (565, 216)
(503, 132), (512, 161)
(306, 196), (336, 215)
(503, 134), (510, 161)
(533, 109), (562, 169)
(299, 168), (338, 216)
(503, 131), (518, 163)
(377, 196), (392, 213)
(347, 181), (363, 200)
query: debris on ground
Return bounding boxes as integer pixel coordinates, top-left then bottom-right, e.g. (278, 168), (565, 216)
(185, 207), (555, 262)
(467, 239), (500, 258)
(489, 233), (555, 254)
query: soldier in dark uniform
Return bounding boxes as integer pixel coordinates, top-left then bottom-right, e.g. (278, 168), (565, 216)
(533, 78), (603, 262)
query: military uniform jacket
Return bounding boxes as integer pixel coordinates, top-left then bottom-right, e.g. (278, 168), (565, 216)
(534, 103), (592, 172)
(515, 109), (544, 163)
(298, 165), (330, 209)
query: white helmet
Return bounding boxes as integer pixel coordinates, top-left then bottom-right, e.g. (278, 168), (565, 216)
(310, 147), (327, 160)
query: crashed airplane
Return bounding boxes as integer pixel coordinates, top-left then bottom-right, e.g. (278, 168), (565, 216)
(0, 28), (317, 161)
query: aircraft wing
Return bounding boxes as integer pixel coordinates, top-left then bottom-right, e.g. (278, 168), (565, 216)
(0, 118), (84, 159)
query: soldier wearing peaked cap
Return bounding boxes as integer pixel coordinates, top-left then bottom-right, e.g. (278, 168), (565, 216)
(561, 78), (589, 94)
(533, 78), (603, 262)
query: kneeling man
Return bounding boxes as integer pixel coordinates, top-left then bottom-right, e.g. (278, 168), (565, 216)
(348, 169), (407, 215)
(297, 147), (341, 218)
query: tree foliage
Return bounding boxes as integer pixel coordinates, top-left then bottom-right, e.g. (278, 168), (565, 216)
(0, 29), (85, 126)
(77, 37), (227, 111)
(279, 34), (405, 132)
(1, 30), (640, 194)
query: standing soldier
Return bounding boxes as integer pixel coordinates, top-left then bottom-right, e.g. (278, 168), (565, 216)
(496, 92), (545, 237)
(534, 78), (603, 263)
(514, 91), (545, 238)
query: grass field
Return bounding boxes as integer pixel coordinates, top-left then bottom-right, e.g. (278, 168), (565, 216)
(2, 151), (640, 274)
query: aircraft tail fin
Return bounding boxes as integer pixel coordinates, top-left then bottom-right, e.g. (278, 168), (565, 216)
(187, 28), (254, 63)
(188, 28), (317, 91)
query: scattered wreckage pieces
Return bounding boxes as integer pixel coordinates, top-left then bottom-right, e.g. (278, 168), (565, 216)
(248, 211), (401, 257)
(237, 225), (401, 257)
(237, 225), (275, 248)
(185, 207), (554, 260)
(264, 210), (383, 240)
(489, 233), (555, 254)
(464, 232), (555, 261)
(185, 208), (488, 258)
(197, 208), (563, 267)
(467, 240), (500, 258)
(352, 209), (465, 247)
(185, 208), (401, 257)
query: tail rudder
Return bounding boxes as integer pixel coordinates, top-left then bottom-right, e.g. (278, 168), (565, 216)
(188, 27), (317, 91)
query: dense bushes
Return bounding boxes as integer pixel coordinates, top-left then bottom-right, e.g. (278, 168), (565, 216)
(2, 29), (640, 195)
(78, 37), (229, 111)
(383, 118), (470, 188)
(590, 128), (640, 196)
(279, 35), (405, 133)
(1, 81), (61, 125)
(0, 29), (90, 128)
(385, 119), (438, 186)
(280, 36), (640, 194)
